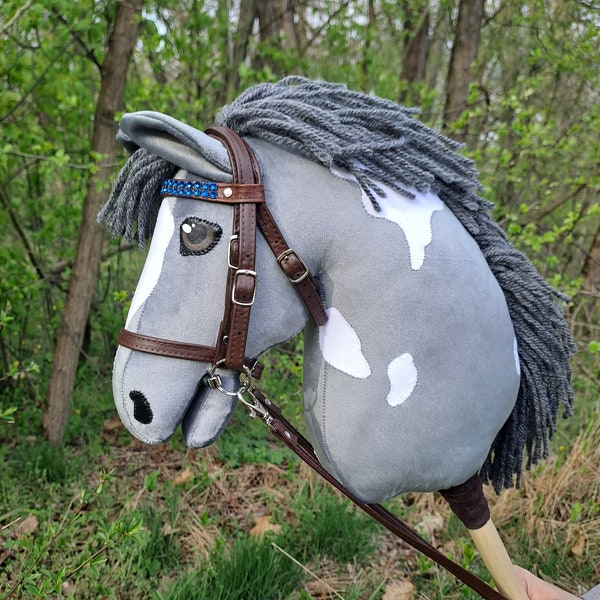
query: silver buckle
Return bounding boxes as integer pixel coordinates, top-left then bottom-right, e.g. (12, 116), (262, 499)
(277, 249), (309, 283)
(232, 269), (257, 306)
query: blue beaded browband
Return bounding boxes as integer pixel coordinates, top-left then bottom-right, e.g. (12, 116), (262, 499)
(161, 179), (219, 199)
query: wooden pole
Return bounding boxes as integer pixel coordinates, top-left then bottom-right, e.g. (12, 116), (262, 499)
(440, 474), (528, 600)
(469, 519), (529, 600)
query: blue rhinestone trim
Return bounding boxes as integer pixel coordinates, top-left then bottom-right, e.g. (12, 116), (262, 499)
(160, 179), (219, 200)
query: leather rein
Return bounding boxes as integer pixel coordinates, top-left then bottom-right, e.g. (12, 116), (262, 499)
(116, 127), (506, 600)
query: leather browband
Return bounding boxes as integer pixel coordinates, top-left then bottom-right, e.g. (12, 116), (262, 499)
(160, 179), (265, 204)
(118, 126), (327, 374)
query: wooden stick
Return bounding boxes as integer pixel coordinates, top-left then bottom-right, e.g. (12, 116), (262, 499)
(469, 519), (529, 600)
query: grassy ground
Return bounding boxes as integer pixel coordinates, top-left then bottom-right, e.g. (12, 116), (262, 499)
(0, 347), (598, 599)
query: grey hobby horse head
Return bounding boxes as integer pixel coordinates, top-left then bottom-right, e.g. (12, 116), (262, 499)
(99, 77), (574, 502)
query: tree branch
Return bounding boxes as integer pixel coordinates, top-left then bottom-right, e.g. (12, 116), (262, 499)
(0, 186), (46, 282)
(0, 0), (36, 36)
(46, 242), (137, 281)
(529, 181), (592, 222)
(50, 9), (102, 71)
(0, 50), (68, 123)
(300, 0), (353, 56)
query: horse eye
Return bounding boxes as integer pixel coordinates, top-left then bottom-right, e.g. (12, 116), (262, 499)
(180, 218), (222, 256)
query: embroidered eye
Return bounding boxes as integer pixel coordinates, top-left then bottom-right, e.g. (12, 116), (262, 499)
(180, 218), (222, 256)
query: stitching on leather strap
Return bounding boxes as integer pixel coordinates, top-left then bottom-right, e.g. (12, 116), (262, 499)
(118, 328), (214, 362)
(117, 328), (263, 378)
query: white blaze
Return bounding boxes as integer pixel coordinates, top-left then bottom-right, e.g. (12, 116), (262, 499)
(125, 198), (175, 328)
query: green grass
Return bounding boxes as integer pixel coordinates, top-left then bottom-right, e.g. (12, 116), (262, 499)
(159, 535), (305, 600)
(1, 345), (598, 599)
(215, 410), (296, 468)
(287, 485), (378, 564)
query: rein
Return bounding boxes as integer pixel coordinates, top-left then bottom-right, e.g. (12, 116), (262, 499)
(117, 127), (507, 600)
(240, 385), (507, 600)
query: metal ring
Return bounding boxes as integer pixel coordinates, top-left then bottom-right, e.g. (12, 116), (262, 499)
(209, 359), (253, 397)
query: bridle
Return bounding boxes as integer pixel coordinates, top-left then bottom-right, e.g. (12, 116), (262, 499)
(115, 127), (508, 600)
(117, 126), (328, 381)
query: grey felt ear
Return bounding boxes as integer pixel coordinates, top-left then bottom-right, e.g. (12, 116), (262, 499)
(118, 111), (233, 182)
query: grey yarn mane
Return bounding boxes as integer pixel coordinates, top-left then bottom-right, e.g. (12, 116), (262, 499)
(98, 148), (178, 244)
(99, 77), (575, 493)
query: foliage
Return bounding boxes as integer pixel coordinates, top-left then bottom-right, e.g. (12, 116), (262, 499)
(468, 2), (600, 277)
(1, 351), (598, 598)
(287, 485), (378, 564)
(2, 0), (599, 426)
(2, 374), (597, 598)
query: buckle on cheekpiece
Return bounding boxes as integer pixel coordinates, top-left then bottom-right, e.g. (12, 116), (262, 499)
(232, 269), (257, 306)
(277, 249), (309, 283)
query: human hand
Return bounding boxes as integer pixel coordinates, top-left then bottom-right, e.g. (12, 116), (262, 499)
(515, 566), (580, 600)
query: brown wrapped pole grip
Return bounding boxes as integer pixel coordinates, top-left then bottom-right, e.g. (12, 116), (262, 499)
(441, 475), (529, 600)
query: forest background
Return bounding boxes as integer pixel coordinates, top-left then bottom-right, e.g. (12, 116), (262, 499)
(1, 1), (599, 599)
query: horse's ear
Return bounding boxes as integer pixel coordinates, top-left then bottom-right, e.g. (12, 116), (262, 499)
(119, 111), (233, 182)
(99, 111), (235, 246)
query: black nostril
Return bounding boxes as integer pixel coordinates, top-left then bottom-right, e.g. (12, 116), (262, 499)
(129, 390), (153, 424)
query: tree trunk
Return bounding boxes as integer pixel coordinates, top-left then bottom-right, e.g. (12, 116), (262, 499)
(254, 0), (299, 76)
(443, 0), (484, 140)
(399, 2), (430, 105)
(360, 0), (375, 88)
(223, 0), (256, 104)
(279, 0), (300, 50)
(43, 0), (144, 445)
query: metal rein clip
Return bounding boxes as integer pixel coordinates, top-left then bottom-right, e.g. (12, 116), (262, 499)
(207, 360), (273, 426)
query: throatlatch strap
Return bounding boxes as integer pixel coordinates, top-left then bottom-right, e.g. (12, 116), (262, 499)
(256, 204), (328, 326)
(249, 388), (507, 600)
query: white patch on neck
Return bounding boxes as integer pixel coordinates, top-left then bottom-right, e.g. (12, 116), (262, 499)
(125, 198), (175, 328)
(330, 167), (444, 270)
(513, 337), (521, 376)
(319, 307), (371, 379)
(386, 353), (418, 407)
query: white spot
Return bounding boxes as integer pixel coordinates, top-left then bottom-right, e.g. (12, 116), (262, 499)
(182, 223), (192, 233)
(125, 198), (175, 328)
(513, 337), (521, 376)
(386, 353), (418, 407)
(319, 307), (371, 379)
(330, 166), (444, 270)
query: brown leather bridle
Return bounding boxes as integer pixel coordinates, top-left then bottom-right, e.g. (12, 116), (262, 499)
(116, 126), (327, 379)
